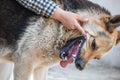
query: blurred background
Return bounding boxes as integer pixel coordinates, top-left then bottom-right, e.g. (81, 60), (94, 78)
(48, 0), (120, 80)
(0, 0), (120, 80)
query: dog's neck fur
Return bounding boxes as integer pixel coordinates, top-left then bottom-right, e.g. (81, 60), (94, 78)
(53, 0), (111, 51)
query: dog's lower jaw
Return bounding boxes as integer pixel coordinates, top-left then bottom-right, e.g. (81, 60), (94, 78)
(75, 58), (85, 70)
(59, 36), (86, 68)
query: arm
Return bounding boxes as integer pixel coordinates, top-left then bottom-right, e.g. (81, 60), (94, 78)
(16, 0), (57, 17)
(51, 7), (88, 35)
(16, 0), (88, 35)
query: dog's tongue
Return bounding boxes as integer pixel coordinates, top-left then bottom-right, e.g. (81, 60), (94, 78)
(60, 58), (74, 68)
(59, 36), (86, 68)
(60, 43), (79, 68)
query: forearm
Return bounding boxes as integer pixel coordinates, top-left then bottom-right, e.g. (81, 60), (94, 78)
(16, 0), (88, 35)
(16, 0), (57, 17)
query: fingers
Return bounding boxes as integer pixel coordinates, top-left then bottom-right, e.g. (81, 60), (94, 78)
(75, 15), (88, 36)
(75, 22), (86, 36)
(77, 15), (88, 22)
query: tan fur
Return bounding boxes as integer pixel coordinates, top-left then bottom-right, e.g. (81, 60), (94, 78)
(0, 1), (120, 80)
(116, 31), (120, 44)
(11, 13), (119, 80)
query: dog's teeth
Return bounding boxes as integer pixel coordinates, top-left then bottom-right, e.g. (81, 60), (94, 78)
(61, 52), (65, 59)
(78, 40), (82, 47)
(61, 52), (68, 60)
(79, 43), (81, 47)
(72, 54), (76, 57)
(63, 52), (65, 54)
(64, 57), (67, 60)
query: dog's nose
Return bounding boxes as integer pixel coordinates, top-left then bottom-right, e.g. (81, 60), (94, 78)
(75, 59), (85, 70)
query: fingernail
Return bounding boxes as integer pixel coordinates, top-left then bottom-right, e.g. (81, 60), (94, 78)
(83, 33), (87, 37)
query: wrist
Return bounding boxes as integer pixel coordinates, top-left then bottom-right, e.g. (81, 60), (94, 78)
(51, 7), (65, 22)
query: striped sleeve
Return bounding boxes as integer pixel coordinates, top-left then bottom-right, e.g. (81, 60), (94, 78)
(16, 0), (57, 17)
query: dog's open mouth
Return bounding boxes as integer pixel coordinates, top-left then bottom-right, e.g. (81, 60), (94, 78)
(59, 36), (86, 68)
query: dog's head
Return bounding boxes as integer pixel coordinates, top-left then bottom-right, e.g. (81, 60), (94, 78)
(59, 14), (120, 70)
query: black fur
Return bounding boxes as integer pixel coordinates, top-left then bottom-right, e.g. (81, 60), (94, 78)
(0, 0), (110, 46)
(0, 0), (38, 46)
(63, 0), (110, 15)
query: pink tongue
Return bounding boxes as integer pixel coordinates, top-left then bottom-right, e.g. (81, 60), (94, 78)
(60, 42), (80, 68)
(60, 58), (74, 68)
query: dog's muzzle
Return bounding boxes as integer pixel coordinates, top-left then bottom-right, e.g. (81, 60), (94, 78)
(59, 36), (86, 68)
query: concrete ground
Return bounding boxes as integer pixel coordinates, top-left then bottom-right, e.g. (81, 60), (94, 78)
(0, 0), (120, 80)
(47, 61), (120, 80)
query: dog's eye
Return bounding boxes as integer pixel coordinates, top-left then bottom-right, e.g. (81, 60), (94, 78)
(91, 39), (97, 50)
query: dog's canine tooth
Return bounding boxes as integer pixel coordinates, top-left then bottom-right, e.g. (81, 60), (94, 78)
(61, 52), (67, 60)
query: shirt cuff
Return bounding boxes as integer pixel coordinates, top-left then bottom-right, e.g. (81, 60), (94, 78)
(41, 0), (57, 17)
(16, 0), (57, 18)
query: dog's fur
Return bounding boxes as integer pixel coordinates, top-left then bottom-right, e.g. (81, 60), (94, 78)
(0, 0), (120, 80)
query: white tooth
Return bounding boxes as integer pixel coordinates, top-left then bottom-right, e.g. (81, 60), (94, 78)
(63, 52), (65, 54)
(72, 54), (76, 57)
(61, 52), (67, 60)
(64, 57), (67, 60)
(79, 44), (81, 47)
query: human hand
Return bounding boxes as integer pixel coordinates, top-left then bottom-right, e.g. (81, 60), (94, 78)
(51, 7), (88, 36)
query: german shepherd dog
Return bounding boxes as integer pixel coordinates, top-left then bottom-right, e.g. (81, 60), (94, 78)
(0, 0), (120, 80)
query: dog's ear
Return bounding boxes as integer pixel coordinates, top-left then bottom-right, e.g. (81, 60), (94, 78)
(116, 31), (120, 44)
(106, 15), (120, 33)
